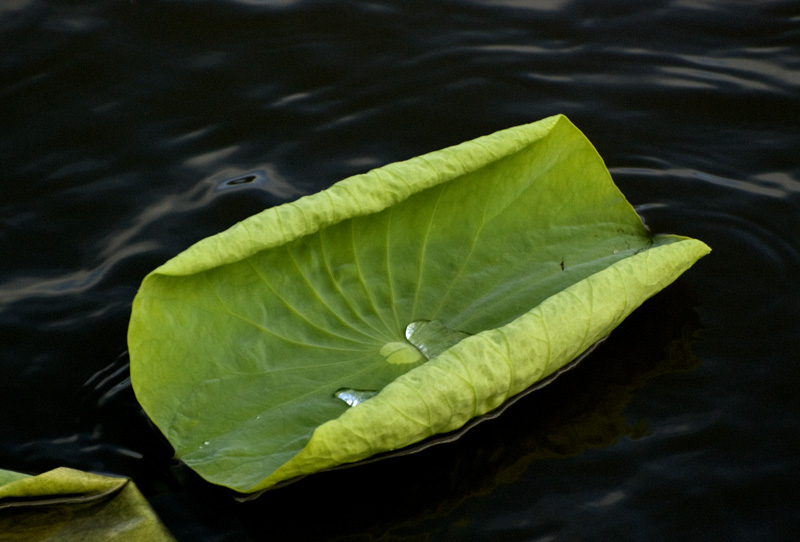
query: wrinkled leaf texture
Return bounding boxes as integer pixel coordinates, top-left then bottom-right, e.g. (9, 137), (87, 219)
(129, 115), (710, 493)
(0, 468), (174, 541)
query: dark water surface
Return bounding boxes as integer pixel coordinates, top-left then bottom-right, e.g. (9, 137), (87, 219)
(2, 1), (799, 540)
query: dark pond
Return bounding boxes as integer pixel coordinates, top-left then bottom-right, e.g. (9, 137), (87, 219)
(2, 0), (799, 540)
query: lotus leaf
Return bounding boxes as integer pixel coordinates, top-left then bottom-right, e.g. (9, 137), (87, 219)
(128, 114), (710, 493)
(0, 467), (174, 541)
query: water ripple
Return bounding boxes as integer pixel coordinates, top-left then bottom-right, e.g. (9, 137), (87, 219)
(1, 0), (798, 540)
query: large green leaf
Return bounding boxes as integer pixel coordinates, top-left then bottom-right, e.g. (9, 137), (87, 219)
(128, 114), (710, 493)
(0, 468), (175, 541)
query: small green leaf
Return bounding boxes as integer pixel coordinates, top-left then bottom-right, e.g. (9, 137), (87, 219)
(128, 114), (710, 493)
(0, 467), (175, 541)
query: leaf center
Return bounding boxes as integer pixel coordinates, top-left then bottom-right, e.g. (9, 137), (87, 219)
(403, 319), (472, 360)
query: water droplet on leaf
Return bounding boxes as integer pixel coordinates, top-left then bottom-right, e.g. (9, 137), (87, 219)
(405, 319), (471, 360)
(335, 388), (378, 407)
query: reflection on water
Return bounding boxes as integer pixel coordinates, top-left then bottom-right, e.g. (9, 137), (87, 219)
(1, 0), (799, 540)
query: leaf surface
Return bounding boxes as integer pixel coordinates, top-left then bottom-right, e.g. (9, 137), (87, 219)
(128, 115), (710, 493)
(0, 467), (174, 541)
